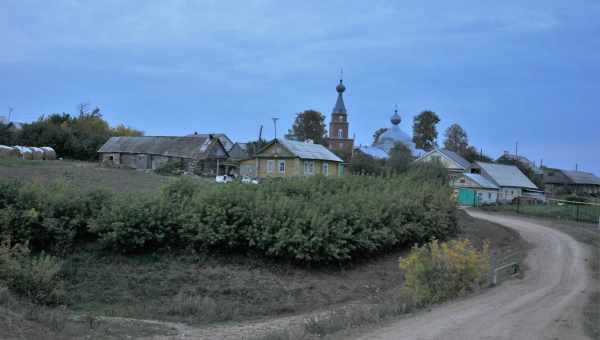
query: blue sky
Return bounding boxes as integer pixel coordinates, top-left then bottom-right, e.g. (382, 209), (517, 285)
(1, 1), (599, 174)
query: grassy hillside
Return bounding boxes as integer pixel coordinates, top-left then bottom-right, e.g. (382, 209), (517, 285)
(0, 159), (178, 193)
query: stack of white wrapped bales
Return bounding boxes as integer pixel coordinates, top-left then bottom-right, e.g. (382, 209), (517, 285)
(13, 146), (33, 160)
(41, 147), (56, 160)
(0, 145), (18, 158)
(29, 147), (44, 160)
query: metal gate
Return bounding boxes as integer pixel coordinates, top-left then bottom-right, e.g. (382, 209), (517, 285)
(458, 188), (478, 206)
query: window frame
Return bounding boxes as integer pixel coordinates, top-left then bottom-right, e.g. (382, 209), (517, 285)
(266, 159), (274, 174)
(303, 160), (315, 175)
(323, 162), (329, 176)
(278, 160), (286, 174)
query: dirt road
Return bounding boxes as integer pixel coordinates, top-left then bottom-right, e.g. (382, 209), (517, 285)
(353, 210), (594, 340)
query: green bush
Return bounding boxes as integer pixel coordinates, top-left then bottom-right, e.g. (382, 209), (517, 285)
(1, 166), (458, 263)
(95, 173), (458, 262)
(0, 239), (64, 305)
(399, 239), (490, 305)
(0, 181), (112, 252)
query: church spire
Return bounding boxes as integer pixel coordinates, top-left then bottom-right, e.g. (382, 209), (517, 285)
(332, 70), (347, 114)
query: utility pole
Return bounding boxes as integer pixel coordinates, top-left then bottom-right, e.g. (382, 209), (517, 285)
(515, 141), (518, 157)
(8, 107), (13, 122)
(272, 117), (279, 139)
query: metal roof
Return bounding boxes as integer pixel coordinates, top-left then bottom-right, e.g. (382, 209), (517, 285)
(98, 136), (225, 159)
(357, 145), (389, 159)
(463, 173), (499, 189)
(475, 162), (538, 189)
(278, 139), (343, 162)
(186, 133), (233, 151)
(562, 170), (600, 185)
(439, 149), (471, 169)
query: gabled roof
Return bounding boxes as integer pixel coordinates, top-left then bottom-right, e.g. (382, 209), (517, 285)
(415, 148), (471, 169)
(186, 133), (233, 151)
(262, 139), (343, 162)
(98, 136), (228, 159)
(475, 162), (538, 189)
(439, 149), (471, 169)
(562, 170), (600, 185)
(463, 173), (499, 190)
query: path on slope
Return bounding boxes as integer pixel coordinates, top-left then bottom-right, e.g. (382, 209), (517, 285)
(352, 210), (593, 340)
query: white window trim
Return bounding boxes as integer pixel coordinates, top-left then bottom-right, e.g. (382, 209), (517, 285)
(323, 162), (329, 176)
(266, 160), (274, 174)
(338, 129), (343, 138)
(304, 160), (315, 175)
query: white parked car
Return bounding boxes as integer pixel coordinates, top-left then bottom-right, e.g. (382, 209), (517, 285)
(215, 175), (233, 183)
(241, 176), (259, 184)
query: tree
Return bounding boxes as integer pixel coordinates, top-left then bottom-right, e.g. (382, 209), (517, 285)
(412, 110), (440, 151)
(462, 146), (493, 163)
(0, 123), (16, 145)
(387, 142), (414, 173)
(350, 150), (386, 175)
(286, 110), (327, 145)
(111, 124), (144, 137)
(372, 128), (388, 144)
(443, 124), (469, 154)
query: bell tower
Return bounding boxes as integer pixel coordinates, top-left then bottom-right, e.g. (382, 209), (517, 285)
(327, 73), (354, 160)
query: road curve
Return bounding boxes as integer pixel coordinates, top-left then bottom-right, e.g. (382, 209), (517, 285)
(352, 210), (593, 340)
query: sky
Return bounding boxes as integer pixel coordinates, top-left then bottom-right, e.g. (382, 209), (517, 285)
(1, 0), (599, 174)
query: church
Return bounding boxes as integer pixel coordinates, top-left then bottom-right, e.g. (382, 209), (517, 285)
(325, 78), (354, 162)
(357, 107), (419, 159)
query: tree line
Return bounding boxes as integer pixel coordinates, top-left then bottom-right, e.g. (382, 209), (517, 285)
(0, 104), (143, 160)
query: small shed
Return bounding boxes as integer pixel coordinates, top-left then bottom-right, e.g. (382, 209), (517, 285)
(453, 173), (499, 206)
(41, 147), (57, 160)
(468, 162), (539, 203)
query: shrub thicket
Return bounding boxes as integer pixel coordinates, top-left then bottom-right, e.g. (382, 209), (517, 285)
(0, 166), (458, 263)
(94, 170), (457, 262)
(399, 239), (490, 305)
(0, 180), (111, 253)
(0, 239), (64, 305)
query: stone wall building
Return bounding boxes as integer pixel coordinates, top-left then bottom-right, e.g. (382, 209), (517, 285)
(98, 135), (229, 175)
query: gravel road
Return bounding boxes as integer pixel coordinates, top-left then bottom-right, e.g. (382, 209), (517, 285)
(352, 210), (594, 340)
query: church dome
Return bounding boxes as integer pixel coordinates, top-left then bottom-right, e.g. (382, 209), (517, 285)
(336, 80), (346, 93)
(374, 108), (416, 153)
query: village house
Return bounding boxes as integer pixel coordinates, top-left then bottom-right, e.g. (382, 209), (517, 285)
(453, 173), (499, 206)
(240, 138), (344, 178)
(98, 135), (229, 175)
(225, 142), (251, 177)
(414, 148), (471, 180)
(542, 168), (600, 196)
(468, 161), (541, 203)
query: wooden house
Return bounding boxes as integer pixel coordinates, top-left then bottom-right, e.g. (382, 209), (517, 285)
(240, 139), (344, 178)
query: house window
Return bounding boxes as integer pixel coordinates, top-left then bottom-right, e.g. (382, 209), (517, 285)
(278, 160), (286, 174)
(323, 162), (329, 176)
(338, 129), (343, 138)
(303, 160), (315, 175)
(488, 193), (492, 199)
(267, 160), (274, 173)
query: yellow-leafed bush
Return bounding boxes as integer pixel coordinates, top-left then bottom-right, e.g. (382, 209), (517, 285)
(399, 239), (490, 305)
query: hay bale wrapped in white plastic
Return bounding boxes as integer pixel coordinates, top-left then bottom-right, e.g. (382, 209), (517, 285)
(0, 145), (17, 158)
(41, 146), (56, 160)
(29, 147), (44, 160)
(13, 146), (33, 160)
